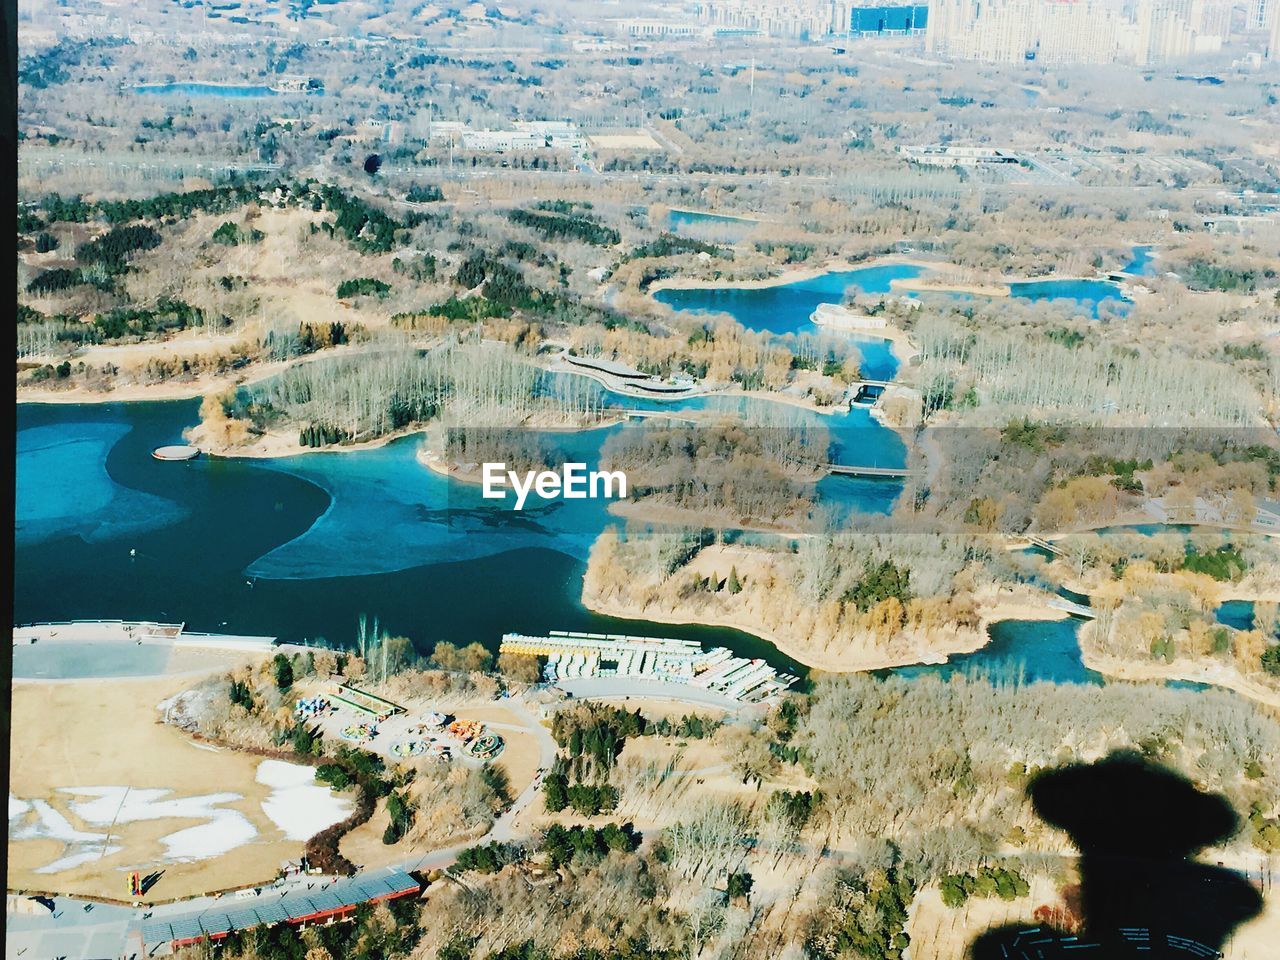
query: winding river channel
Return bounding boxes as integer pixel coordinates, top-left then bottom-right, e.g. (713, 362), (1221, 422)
(15, 260), (1177, 688)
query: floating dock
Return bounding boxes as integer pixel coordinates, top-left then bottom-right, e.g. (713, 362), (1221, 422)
(500, 630), (797, 704)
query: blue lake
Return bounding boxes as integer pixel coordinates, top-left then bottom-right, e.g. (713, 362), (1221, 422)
(668, 209), (760, 241)
(1121, 245), (1157, 276)
(653, 264), (924, 381)
(880, 618), (1102, 686)
(136, 83), (277, 98)
(13, 385), (1126, 691)
(15, 396), (901, 682)
(654, 263), (1132, 380)
(15, 398), (1227, 690)
(1217, 600), (1256, 631)
(1007, 278), (1130, 318)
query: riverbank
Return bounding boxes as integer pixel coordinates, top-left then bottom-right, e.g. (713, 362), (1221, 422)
(605, 498), (823, 536)
(192, 420), (427, 460)
(15, 342), (378, 407)
(890, 276), (1010, 297)
(582, 588), (1066, 674)
(583, 541), (1066, 672)
(1079, 642), (1280, 711)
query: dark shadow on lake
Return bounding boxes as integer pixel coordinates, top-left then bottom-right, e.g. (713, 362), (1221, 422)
(970, 751), (1262, 959)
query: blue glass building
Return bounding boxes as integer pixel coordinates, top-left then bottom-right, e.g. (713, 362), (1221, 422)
(848, 5), (929, 35)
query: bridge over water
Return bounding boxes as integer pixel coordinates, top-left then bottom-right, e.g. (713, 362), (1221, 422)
(825, 463), (915, 479)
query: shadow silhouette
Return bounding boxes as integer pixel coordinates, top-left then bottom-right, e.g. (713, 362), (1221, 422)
(970, 751), (1263, 959)
(139, 870), (165, 895)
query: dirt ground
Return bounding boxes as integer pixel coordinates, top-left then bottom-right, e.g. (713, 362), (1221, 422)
(907, 876), (1064, 958)
(8, 676), (304, 902)
(338, 796), (393, 871)
(906, 874), (1280, 959)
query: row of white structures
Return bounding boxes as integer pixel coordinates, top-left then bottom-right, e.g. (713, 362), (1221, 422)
(500, 631), (796, 704)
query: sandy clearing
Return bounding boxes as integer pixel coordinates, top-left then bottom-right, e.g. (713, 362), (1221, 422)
(7, 675), (305, 900)
(906, 877), (1064, 959)
(589, 133), (662, 150)
(491, 729), (539, 795)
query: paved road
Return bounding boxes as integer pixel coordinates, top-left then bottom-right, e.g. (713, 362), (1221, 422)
(5, 899), (137, 960)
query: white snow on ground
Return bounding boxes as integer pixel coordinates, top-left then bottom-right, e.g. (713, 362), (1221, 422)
(159, 813), (258, 859)
(10, 799), (108, 844)
(256, 760), (352, 840)
(35, 846), (122, 874)
(62, 786), (244, 824)
(60, 786), (259, 861)
(9, 797), (115, 874)
(12, 785), (266, 872)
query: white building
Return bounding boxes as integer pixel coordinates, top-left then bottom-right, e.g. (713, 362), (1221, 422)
(615, 19), (701, 38)
(461, 130), (544, 151)
(900, 144), (1022, 167)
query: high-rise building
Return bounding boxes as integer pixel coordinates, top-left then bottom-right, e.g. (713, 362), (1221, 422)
(926, 0), (1228, 64)
(1269, 0), (1280, 58)
(1249, 0), (1272, 31)
(926, 0), (1121, 64)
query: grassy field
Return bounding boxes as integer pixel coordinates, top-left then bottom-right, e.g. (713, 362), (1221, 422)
(8, 675), (304, 902)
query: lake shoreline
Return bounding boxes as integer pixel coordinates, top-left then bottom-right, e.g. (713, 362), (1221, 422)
(1079, 642), (1280, 710)
(646, 255), (942, 294)
(581, 572), (1068, 674)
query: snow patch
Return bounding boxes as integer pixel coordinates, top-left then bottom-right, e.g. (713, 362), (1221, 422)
(9, 793), (31, 821)
(35, 847), (122, 874)
(60, 786), (259, 861)
(256, 760), (352, 841)
(11, 799), (106, 844)
(160, 813), (258, 860)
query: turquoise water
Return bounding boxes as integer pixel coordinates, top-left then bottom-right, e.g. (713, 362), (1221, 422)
(16, 414), (188, 546)
(1122, 245), (1157, 276)
(880, 618), (1103, 686)
(16, 390), (1218, 690)
(5, 397), (1109, 688)
(653, 264), (923, 381)
(13, 401), (834, 680)
(1217, 600), (1255, 631)
(1007, 278), (1129, 318)
(653, 264), (1131, 380)
(668, 209), (759, 240)
(136, 83), (277, 98)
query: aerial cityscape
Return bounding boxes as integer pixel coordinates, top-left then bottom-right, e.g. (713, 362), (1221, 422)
(9, 0), (1280, 958)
